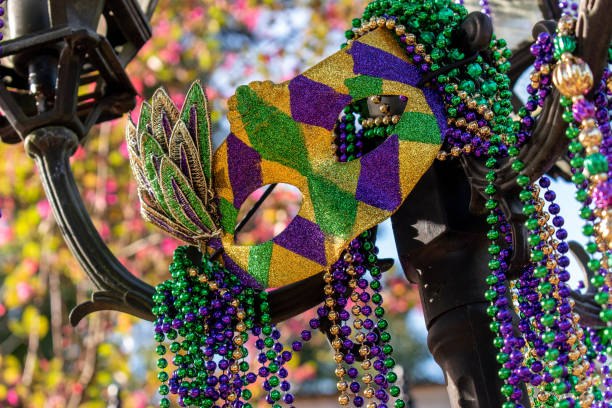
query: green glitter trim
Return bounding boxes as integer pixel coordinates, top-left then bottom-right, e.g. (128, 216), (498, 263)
(137, 101), (152, 137)
(218, 197), (238, 235)
(394, 112), (441, 144)
(247, 240), (273, 286)
(180, 81), (213, 183)
(141, 133), (173, 218)
(235, 85), (312, 176)
(160, 158), (216, 233)
(344, 75), (383, 99)
(308, 174), (358, 238)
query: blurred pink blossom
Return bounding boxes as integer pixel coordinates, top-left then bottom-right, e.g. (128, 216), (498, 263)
(16, 281), (34, 302)
(36, 199), (51, 218)
(0, 223), (14, 245)
(161, 237), (178, 256)
(6, 389), (19, 405)
(119, 141), (130, 159)
(23, 258), (38, 275)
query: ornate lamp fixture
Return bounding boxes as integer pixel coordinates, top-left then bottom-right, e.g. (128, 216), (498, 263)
(0, 0), (159, 323)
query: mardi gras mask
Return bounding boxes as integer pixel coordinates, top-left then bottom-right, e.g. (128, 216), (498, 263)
(127, 27), (446, 289)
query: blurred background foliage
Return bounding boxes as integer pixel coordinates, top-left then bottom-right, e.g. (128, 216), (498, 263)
(0, 0), (454, 406)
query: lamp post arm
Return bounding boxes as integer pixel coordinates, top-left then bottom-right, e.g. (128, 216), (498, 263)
(24, 126), (157, 325)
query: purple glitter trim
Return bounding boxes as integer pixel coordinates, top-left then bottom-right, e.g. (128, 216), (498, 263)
(422, 87), (448, 136)
(179, 146), (190, 179)
(171, 178), (209, 232)
(152, 155), (161, 174)
(355, 134), (402, 211)
(213, 242), (263, 289)
(161, 110), (172, 145)
(188, 106), (198, 145)
(272, 215), (327, 266)
(348, 41), (421, 86)
(288, 75), (352, 131)
(227, 133), (263, 209)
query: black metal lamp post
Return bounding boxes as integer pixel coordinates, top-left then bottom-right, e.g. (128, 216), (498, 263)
(0, 0), (159, 323)
(0, 0), (332, 327)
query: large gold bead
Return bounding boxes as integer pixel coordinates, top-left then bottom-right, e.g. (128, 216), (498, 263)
(337, 380), (348, 391)
(335, 366), (346, 377)
(595, 217), (612, 246)
(553, 55), (594, 97)
(364, 387), (375, 398)
(579, 126), (603, 148)
(568, 349), (581, 361)
(338, 393), (350, 406)
(537, 391), (550, 402)
(557, 14), (576, 35)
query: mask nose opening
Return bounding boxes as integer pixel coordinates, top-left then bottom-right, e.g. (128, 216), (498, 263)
(234, 183), (303, 246)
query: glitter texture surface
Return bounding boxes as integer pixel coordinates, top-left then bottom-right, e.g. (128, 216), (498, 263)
(213, 27), (444, 288)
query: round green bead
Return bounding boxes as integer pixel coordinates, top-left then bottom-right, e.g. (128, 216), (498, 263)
(501, 384), (513, 396)
(595, 292), (609, 305)
(160, 397), (171, 408)
(540, 314), (555, 327)
(549, 364), (563, 378)
(542, 331), (555, 343)
(600, 308), (612, 323)
(585, 153), (609, 175)
(544, 348), (559, 361)
(591, 275), (605, 287)
(270, 390), (281, 402)
(498, 367), (511, 379)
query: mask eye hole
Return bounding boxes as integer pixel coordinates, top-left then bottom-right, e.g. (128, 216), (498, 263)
(332, 95), (407, 161)
(234, 183), (303, 245)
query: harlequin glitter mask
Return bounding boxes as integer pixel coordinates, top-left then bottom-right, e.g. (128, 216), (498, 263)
(127, 27), (445, 289)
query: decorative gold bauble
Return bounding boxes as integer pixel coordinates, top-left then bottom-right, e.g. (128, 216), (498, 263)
(579, 126), (603, 148)
(595, 216), (612, 248)
(553, 54), (594, 97)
